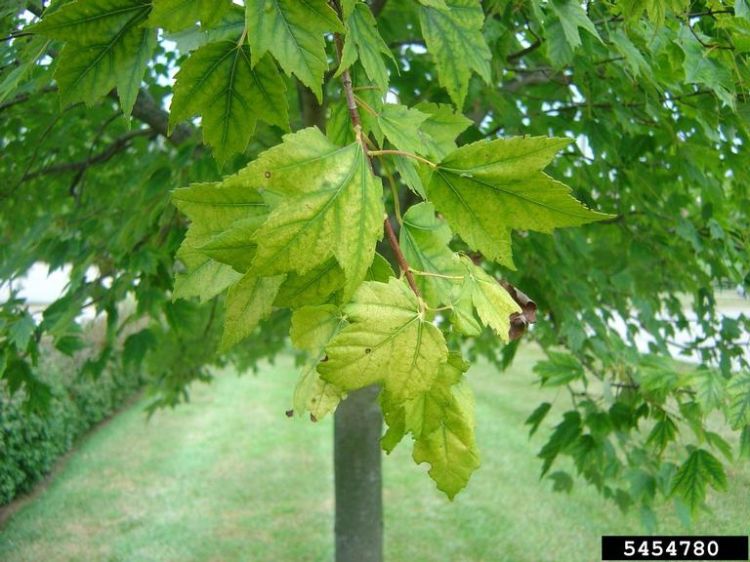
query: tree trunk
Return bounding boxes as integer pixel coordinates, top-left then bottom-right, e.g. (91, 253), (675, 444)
(296, 81), (384, 562)
(333, 385), (383, 562)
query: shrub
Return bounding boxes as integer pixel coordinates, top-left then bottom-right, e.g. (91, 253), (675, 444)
(0, 347), (142, 505)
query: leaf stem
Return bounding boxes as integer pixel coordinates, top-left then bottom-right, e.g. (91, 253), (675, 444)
(368, 149), (437, 168)
(410, 269), (465, 281)
(237, 26), (248, 47)
(384, 168), (402, 223)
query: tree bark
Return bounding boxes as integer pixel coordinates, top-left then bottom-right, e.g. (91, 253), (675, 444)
(296, 77), (384, 562)
(334, 385), (383, 562)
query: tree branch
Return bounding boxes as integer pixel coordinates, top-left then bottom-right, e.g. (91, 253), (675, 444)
(331, 0), (421, 299)
(116, 90), (194, 146)
(21, 128), (155, 181)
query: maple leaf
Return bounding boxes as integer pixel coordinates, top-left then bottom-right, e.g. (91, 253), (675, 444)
(318, 279), (448, 402)
(170, 41), (288, 164)
(237, 127), (384, 300)
(418, 0), (491, 107)
(426, 136), (612, 268)
(246, 0), (342, 100)
(32, 0), (155, 116)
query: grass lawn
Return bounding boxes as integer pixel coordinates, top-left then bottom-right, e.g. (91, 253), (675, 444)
(1, 346), (748, 561)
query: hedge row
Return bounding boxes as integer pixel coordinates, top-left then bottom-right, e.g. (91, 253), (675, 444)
(0, 350), (142, 505)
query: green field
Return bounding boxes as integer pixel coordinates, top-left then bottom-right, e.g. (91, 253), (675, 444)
(1, 347), (748, 562)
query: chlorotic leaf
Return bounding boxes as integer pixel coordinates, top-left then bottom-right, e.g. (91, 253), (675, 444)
(245, 128), (384, 300)
(454, 256), (520, 341)
(318, 279), (448, 402)
(418, 0), (491, 107)
(274, 260), (346, 308)
(338, 3), (395, 92)
(407, 353), (480, 498)
(170, 41), (288, 164)
(427, 136), (612, 267)
(173, 234), (243, 302)
(399, 202), (461, 306)
(171, 181), (270, 272)
(291, 305), (346, 420)
(32, 0), (155, 116)
(245, 0), (342, 100)
(221, 273), (286, 352)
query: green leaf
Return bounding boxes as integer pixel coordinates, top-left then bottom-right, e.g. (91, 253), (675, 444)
(691, 367), (726, 413)
(738, 0), (750, 20)
(221, 273), (286, 351)
(378, 104), (430, 153)
(525, 402), (552, 436)
(245, 0), (343, 100)
(365, 253), (395, 282)
(33, 0), (155, 116)
(678, 26), (734, 107)
(538, 411), (581, 475)
(149, 0), (232, 31)
(740, 426), (750, 459)
(291, 305), (346, 420)
(646, 415), (678, 452)
(426, 136), (611, 267)
(670, 447), (728, 514)
(245, 128), (384, 300)
(415, 102), (472, 160)
(549, 0), (601, 50)
(549, 470), (574, 493)
(318, 279), (448, 402)
(123, 328), (157, 369)
(418, 0), (491, 107)
(533, 352), (584, 387)
(338, 3), (395, 92)
(170, 41), (288, 164)
(8, 314), (36, 351)
(0, 37), (50, 105)
(728, 372), (750, 430)
(399, 202), (461, 306)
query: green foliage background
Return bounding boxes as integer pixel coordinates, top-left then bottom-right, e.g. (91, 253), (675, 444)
(1, 0), (749, 525)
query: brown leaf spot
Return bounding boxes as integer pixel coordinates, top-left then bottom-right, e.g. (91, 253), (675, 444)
(285, 409), (294, 418)
(264, 171), (271, 179)
(310, 414), (318, 423)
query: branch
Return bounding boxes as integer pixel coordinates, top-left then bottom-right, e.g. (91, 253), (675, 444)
(370, 0), (387, 17)
(117, 90), (194, 146)
(0, 85), (56, 112)
(331, 0), (421, 299)
(21, 128), (155, 181)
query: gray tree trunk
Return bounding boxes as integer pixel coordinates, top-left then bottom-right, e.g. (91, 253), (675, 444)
(297, 83), (384, 562)
(333, 385), (383, 562)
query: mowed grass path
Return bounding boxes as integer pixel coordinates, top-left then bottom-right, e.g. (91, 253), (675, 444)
(1, 347), (749, 561)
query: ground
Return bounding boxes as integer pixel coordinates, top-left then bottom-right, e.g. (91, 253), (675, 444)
(1, 346), (748, 562)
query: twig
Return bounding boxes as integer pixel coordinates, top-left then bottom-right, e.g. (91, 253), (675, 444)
(331, 0), (421, 299)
